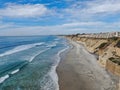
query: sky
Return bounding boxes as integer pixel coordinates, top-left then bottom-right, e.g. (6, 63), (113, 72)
(0, 0), (120, 36)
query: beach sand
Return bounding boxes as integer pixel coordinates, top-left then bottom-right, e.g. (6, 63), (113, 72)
(57, 40), (117, 90)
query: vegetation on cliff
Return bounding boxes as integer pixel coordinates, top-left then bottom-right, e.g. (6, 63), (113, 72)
(115, 40), (120, 48)
(109, 37), (118, 41)
(66, 34), (120, 80)
(97, 42), (108, 49)
(109, 57), (120, 65)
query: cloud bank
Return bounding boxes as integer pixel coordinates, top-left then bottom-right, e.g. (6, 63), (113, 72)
(0, 0), (120, 36)
(0, 21), (119, 36)
(0, 4), (48, 18)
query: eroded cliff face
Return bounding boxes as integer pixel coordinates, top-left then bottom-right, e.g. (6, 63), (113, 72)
(67, 35), (120, 73)
(66, 35), (120, 89)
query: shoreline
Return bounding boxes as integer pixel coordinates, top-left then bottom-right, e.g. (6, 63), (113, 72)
(57, 39), (117, 90)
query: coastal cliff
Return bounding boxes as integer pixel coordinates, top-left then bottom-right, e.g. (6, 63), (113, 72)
(66, 35), (120, 77)
(66, 35), (120, 89)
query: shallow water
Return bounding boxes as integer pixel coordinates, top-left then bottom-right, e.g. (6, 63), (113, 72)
(0, 36), (68, 90)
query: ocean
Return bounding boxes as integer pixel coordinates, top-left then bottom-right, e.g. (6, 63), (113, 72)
(0, 36), (69, 90)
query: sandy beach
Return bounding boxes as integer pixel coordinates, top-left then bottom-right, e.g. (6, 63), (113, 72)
(57, 40), (117, 90)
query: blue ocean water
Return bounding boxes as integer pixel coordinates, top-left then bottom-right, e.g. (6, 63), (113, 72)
(0, 36), (69, 90)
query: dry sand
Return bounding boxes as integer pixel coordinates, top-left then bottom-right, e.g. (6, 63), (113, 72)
(57, 40), (117, 90)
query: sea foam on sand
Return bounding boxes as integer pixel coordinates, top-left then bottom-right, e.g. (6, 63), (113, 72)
(47, 45), (69, 90)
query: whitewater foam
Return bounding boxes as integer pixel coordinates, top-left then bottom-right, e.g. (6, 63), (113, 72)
(29, 48), (50, 62)
(0, 42), (44, 57)
(47, 45), (70, 90)
(46, 41), (59, 48)
(46, 43), (56, 48)
(11, 69), (20, 75)
(0, 75), (9, 84)
(54, 38), (60, 41)
(0, 48), (49, 84)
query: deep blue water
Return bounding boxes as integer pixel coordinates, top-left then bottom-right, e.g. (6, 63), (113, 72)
(0, 36), (68, 90)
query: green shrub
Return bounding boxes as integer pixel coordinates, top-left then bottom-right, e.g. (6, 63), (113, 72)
(109, 57), (120, 65)
(109, 57), (115, 61)
(115, 40), (120, 48)
(98, 42), (108, 49)
(110, 37), (118, 41)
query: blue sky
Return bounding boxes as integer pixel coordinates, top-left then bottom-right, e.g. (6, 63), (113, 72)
(0, 0), (120, 36)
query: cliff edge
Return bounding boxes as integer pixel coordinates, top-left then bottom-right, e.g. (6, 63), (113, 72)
(66, 35), (120, 89)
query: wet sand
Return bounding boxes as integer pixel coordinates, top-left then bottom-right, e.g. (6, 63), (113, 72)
(57, 40), (117, 90)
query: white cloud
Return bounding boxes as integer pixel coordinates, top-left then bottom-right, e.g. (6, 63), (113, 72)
(0, 22), (14, 29)
(0, 4), (48, 18)
(83, 2), (120, 14)
(62, 22), (104, 27)
(0, 1), (120, 36)
(0, 21), (120, 36)
(63, 0), (120, 20)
